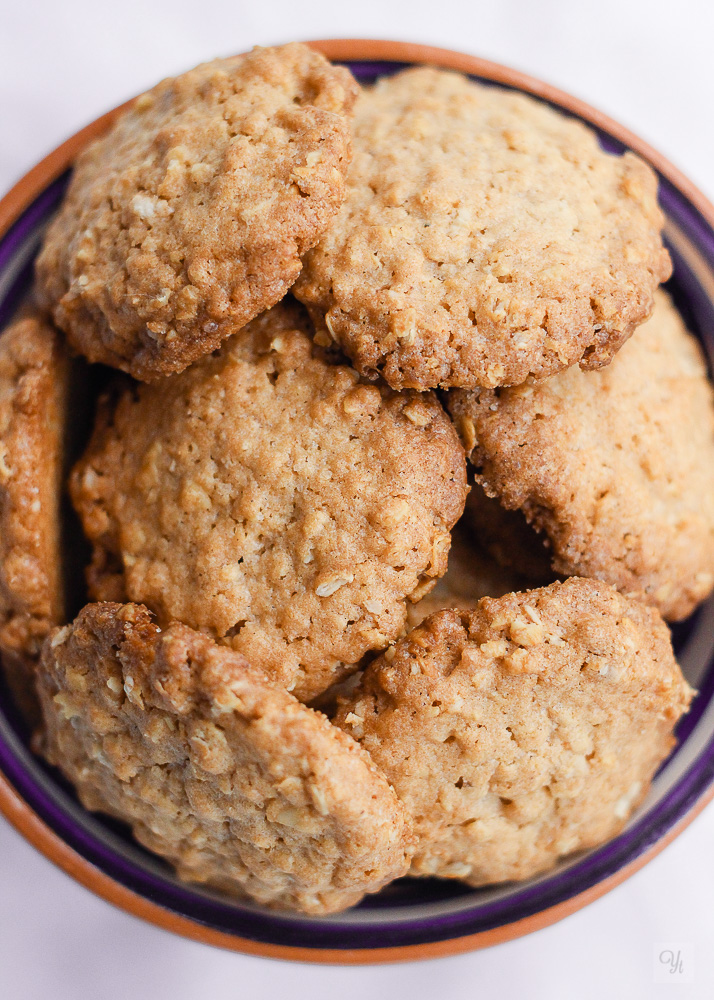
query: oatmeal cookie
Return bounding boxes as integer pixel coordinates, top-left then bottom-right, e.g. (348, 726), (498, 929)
(36, 44), (358, 381)
(70, 302), (467, 701)
(294, 66), (670, 391)
(449, 291), (714, 620)
(37, 602), (413, 914)
(0, 314), (70, 719)
(336, 578), (692, 886)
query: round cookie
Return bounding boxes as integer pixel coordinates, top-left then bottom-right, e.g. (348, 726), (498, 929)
(36, 43), (359, 381)
(0, 314), (70, 720)
(294, 66), (670, 391)
(70, 302), (468, 701)
(405, 522), (541, 629)
(37, 602), (413, 914)
(335, 578), (692, 886)
(449, 290), (714, 620)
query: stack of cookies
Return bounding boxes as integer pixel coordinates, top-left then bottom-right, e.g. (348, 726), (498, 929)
(1, 42), (711, 915)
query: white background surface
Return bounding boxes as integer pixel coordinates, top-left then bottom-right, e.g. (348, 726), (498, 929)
(1, 1), (714, 997)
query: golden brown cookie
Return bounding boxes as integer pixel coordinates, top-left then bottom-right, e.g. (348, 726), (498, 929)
(294, 67), (670, 391)
(36, 44), (358, 381)
(449, 291), (714, 621)
(405, 522), (539, 629)
(70, 302), (467, 701)
(335, 578), (692, 887)
(37, 602), (413, 914)
(0, 314), (70, 719)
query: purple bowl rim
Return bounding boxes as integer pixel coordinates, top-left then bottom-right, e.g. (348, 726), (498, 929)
(0, 56), (712, 953)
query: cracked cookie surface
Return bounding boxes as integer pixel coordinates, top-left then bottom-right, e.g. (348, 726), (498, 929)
(449, 291), (714, 620)
(336, 578), (692, 886)
(294, 66), (670, 390)
(36, 43), (358, 381)
(71, 302), (467, 701)
(37, 602), (413, 913)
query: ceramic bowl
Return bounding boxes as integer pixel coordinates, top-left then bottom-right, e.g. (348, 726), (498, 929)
(1, 39), (714, 964)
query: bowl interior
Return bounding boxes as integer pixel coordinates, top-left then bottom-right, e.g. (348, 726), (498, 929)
(1, 54), (714, 956)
